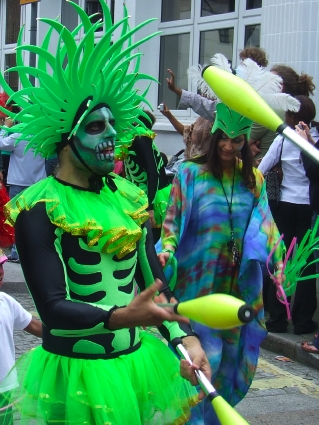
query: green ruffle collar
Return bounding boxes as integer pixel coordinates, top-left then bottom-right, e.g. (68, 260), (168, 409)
(5, 175), (149, 258)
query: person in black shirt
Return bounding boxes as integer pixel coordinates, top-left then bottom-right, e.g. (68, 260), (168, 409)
(124, 111), (171, 243)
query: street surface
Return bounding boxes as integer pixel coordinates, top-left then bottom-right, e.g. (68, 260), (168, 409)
(9, 291), (319, 424)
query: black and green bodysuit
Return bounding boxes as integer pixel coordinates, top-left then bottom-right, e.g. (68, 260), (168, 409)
(5, 175), (198, 425)
(124, 135), (171, 227)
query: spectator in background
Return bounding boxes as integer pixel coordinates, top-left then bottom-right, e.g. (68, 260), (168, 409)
(297, 121), (319, 354)
(0, 120), (46, 263)
(249, 65), (315, 165)
(0, 93), (13, 190)
(239, 46), (268, 68)
(160, 103), (213, 160)
(258, 95), (317, 335)
(123, 111), (172, 243)
(0, 249), (42, 425)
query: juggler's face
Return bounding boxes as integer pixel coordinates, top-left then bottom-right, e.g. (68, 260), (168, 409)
(73, 106), (117, 176)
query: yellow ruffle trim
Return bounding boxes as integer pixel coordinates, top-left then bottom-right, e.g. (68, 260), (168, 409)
(4, 174), (149, 259)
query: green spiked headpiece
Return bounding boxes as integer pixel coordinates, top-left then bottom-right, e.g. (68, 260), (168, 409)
(0, 1), (159, 158)
(211, 103), (252, 139)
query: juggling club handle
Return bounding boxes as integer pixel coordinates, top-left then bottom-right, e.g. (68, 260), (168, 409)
(175, 340), (218, 401)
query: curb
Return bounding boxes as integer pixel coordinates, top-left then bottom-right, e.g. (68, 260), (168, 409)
(261, 333), (319, 370)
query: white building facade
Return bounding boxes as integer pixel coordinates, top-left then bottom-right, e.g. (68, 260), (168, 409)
(0, 0), (318, 155)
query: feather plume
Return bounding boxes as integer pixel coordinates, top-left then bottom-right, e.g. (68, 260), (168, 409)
(235, 58), (265, 87)
(251, 72), (283, 95)
(210, 53), (232, 73)
(262, 93), (300, 112)
(187, 64), (216, 99)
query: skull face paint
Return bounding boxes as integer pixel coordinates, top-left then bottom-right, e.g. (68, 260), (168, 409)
(73, 106), (117, 176)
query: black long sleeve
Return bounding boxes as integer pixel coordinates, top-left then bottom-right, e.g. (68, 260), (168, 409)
(15, 203), (112, 332)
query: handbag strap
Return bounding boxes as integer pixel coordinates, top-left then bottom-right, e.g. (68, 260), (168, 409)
(278, 137), (284, 165)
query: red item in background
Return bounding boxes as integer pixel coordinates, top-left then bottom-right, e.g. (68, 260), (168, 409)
(0, 92), (12, 118)
(0, 184), (14, 247)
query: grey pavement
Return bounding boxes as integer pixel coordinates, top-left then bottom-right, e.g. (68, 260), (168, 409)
(2, 261), (319, 370)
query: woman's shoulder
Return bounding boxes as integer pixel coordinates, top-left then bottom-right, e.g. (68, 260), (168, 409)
(177, 160), (205, 175)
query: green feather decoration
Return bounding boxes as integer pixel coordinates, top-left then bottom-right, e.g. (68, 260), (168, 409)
(0, 0), (159, 158)
(283, 216), (319, 296)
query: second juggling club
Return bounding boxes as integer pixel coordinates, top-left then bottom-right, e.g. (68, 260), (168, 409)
(202, 65), (319, 164)
(175, 339), (250, 425)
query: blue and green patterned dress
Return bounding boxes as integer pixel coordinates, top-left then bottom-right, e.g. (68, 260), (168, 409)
(161, 159), (284, 424)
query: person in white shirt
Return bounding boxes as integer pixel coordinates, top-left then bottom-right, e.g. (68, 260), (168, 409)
(258, 95), (317, 335)
(0, 118), (46, 263)
(0, 249), (42, 425)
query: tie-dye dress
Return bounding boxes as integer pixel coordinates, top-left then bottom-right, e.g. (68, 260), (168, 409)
(161, 160), (284, 425)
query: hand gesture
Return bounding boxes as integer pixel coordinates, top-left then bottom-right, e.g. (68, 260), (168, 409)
(166, 69), (182, 96)
(108, 280), (188, 329)
(158, 251), (170, 267)
(249, 139), (261, 157)
(180, 336), (212, 400)
(159, 103), (171, 118)
(295, 121), (315, 144)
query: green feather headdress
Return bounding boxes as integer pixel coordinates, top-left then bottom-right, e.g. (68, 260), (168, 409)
(0, 0), (160, 158)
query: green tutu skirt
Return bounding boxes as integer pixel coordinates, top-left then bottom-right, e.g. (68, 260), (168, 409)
(153, 185), (172, 227)
(9, 332), (198, 425)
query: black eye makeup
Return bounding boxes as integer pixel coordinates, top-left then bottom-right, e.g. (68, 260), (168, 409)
(85, 120), (106, 135)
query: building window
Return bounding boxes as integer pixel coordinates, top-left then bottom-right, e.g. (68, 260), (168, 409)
(5, 0), (21, 45)
(61, 0), (79, 32)
(85, 0), (115, 30)
(201, 0), (235, 17)
(246, 0), (262, 10)
(200, 28), (234, 65)
(161, 0), (191, 22)
(157, 1), (261, 110)
(244, 24), (260, 48)
(4, 54), (18, 91)
(158, 33), (190, 109)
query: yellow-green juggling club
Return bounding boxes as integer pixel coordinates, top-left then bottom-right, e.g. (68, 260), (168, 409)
(176, 341), (250, 425)
(159, 293), (254, 329)
(202, 65), (319, 164)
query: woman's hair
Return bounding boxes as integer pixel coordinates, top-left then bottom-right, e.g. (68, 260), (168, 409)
(287, 95), (316, 126)
(270, 65), (315, 96)
(239, 47), (268, 68)
(190, 129), (256, 189)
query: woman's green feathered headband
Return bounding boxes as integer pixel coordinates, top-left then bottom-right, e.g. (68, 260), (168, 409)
(0, 0), (159, 158)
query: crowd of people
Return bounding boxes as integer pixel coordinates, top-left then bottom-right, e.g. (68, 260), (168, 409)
(0, 2), (319, 423)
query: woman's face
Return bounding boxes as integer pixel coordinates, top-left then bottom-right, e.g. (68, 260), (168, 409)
(217, 132), (245, 165)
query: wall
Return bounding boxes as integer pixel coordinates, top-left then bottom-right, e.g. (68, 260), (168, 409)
(262, 0), (319, 117)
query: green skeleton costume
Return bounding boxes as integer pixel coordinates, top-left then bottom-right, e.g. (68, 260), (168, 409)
(0, 2), (199, 424)
(123, 130), (171, 228)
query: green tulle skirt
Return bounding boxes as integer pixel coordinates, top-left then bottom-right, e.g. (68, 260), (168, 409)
(154, 184), (172, 227)
(9, 332), (198, 425)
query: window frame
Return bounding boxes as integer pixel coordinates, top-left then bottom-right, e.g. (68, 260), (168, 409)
(195, 0), (239, 24)
(0, 0), (26, 90)
(156, 25), (194, 120)
(156, 1), (263, 119)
